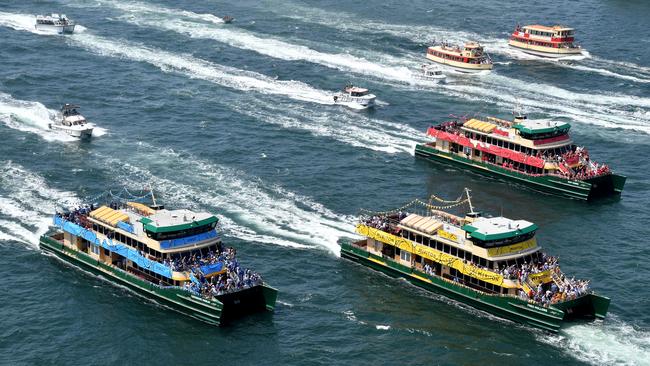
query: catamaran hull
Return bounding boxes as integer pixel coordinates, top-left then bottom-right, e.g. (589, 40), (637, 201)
(39, 235), (277, 326)
(415, 144), (625, 200)
(341, 242), (609, 332)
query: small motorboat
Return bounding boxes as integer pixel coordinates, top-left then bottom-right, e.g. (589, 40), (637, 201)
(333, 85), (376, 110)
(49, 104), (93, 139)
(222, 16), (234, 24)
(415, 64), (446, 81)
(35, 14), (75, 34)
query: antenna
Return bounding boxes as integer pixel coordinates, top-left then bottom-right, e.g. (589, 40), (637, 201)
(149, 184), (157, 206)
(465, 187), (475, 214)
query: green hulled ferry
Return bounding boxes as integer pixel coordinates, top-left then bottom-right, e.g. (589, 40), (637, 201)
(415, 113), (625, 200)
(340, 189), (609, 332)
(40, 195), (277, 326)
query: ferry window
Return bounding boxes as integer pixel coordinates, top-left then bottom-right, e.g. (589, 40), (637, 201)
(474, 149), (481, 157)
(415, 234), (423, 244)
(103, 248), (110, 256)
(508, 142), (514, 149)
(450, 247), (457, 256)
(443, 244), (450, 254)
(487, 137), (492, 144)
(400, 250), (411, 262)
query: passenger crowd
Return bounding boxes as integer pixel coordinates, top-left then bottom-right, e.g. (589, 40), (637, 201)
(55, 204), (95, 227)
(181, 246), (264, 298)
(499, 252), (591, 306)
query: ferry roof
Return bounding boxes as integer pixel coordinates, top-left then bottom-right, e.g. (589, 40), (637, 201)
(513, 119), (570, 135)
(462, 216), (537, 241)
(523, 24), (574, 32)
(399, 214), (443, 234)
(139, 209), (217, 233)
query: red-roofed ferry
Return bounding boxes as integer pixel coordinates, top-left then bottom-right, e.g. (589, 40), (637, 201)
(414, 112), (625, 200)
(508, 24), (583, 58)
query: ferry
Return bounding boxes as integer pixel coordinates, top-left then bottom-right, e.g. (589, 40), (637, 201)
(49, 104), (94, 139)
(333, 84), (376, 110)
(508, 24), (583, 58)
(415, 64), (446, 82)
(35, 14), (75, 34)
(426, 42), (493, 73)
(414, 112), (625, 200)
(39, 195), (278, 326)
(340, 189), (610, 332)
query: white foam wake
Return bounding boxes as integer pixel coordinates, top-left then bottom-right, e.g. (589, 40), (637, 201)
(230, 98), (419, 155)
(0, 161), (81, 247)
(91, 144), (354, 254)
(95, 2), (650, 134)
(68, 32), (334, 104)
(275, 2), (650, 84)
(538, 316), (650, 366)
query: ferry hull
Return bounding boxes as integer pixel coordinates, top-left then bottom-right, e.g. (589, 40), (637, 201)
(341, 242), (608, 332)
(39, 234), (277, 326)
(415, 143), (625, 200)
(425, 55), (492, 73)
(508, 40), (583, 58)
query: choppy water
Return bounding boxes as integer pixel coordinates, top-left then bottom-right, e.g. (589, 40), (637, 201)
(0, 0), (649, 365)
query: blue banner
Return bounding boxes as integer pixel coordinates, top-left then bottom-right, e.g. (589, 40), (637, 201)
(54, 216), (173, 279)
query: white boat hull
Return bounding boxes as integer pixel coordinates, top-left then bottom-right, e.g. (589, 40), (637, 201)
(333, 95), (376, 110)
(50, 124), (93, 138)
(35, 23), (75, 34)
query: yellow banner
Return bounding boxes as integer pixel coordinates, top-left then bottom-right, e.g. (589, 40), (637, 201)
(527, 269), (552, 286)
(357, 224), (503, 286)
(438, 229), (458, 242)
(486, 238), (537, 257)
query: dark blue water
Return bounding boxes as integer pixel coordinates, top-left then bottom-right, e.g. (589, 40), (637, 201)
(1, 0), (649, 365)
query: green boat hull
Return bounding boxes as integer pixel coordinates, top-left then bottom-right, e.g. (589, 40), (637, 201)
(415, 144), (625, 200)
(40, 235), (278, 326)
(341, 242), (610, 332)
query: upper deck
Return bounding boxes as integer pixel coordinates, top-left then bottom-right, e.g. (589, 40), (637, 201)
(86, 202), (220, 253)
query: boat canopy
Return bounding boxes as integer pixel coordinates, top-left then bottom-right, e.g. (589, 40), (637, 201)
(90, 205), (130, 227)
(127, 201), (156, 216)
(464, 118), (497, 133)
(399, 214), (443, 235)
(513, 119), (570, 135)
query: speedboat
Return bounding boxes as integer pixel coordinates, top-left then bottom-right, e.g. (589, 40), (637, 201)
(222, 16), (234, 24)
(49, 104), (93, 139)
(415, 64), (446, 81)
(333, 85), (376, 110)
(35, 14), (75, 34)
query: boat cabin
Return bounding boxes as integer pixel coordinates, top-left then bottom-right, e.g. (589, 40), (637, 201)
(345, 86), (370, 97)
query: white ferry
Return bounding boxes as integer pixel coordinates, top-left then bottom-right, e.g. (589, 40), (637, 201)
(508, 24), (583, 58)
(49, 104), (93, 139)
(35, 14), (76, 34)
(333, 85), (376, 110)
(426, 42), (493, 73)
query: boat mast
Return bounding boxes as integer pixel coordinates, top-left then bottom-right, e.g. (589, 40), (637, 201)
(149, 184), (157, 206)
(465, 187), (476, 215)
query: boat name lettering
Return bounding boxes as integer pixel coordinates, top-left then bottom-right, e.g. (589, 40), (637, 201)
(486, 238), (537, 257)
(438, 229), (458, 242)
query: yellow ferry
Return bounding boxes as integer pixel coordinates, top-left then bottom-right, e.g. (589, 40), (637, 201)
(508, 24), (583, 58)
(340, 189), (610, 332)
(426, 42), (493, 73)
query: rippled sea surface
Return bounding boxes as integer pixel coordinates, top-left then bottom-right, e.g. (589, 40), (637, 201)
(1, 0), (649, 365)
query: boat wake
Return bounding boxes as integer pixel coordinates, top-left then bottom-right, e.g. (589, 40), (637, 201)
(69, 32), (334, 104)
(537, 315), (650, 366)
(88, 143), (355, 254)
(275, 2), (650, 85)
(0, 92), (107, 140)
(0, 161), (81, 248)
(82, 2), (650, 135)
(230, 98), (420, 155)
